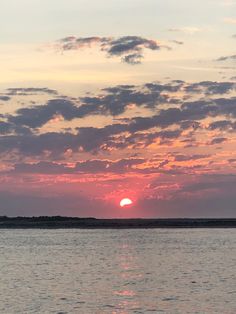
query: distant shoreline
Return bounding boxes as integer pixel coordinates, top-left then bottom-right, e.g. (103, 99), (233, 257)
(0, 217), (236, 229)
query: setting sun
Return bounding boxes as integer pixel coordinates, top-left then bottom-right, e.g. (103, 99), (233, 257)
(120, 198), (133, 207)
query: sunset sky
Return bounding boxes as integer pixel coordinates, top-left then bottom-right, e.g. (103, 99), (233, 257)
(1, 0), (236, 217)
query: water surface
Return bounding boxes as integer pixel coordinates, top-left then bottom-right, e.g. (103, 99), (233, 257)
(0, 229), (235, 313)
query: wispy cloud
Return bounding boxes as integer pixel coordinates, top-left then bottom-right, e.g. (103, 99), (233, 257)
(169, 40), (184, 45)
(168, 27), (202, 34)
(220, 0), (236, 6)
(223, 17), (236, 24)
(6, 87), (58, 96)
(216, 54), (236, 61)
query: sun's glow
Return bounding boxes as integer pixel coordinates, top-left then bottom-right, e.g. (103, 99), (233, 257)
(120, 198), (133, 207)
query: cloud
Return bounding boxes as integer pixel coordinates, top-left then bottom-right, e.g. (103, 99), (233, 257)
(0, 121), (32, 135)
(0, 96), (11, 101)
(208, 120), (236, 131)
(59, 36), (106, 49)
(0, 98), (228, 156)
(8, 99), (82, 128)
(168, 27), (202, 34)
(185, 81), (236, 94)
(173, 154), (209, 162)
(6, 152), (212, 176)
(121, 53), (143, 65)
(10, 158), (146, 175)
(181, 97), (236, 120)
(216, 55), (236, 62)
(221, 0), (236, 6)
(209, 137), (228, 145)
(223, 17), (236, 24)
(5, 83), (183, 128)
(6, 80), (236, 131)
(6, 87), (58, 96)
(101, 129), (183, 151)
(169, 40), (184, 45)
(13, 161), (72, 174)
(57, 36), (169, 64)
(0, 131), (80, 156)
(1, 106), (209, 159)
(1, 80), (236, 158)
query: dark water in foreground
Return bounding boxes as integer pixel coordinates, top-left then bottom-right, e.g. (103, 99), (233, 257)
(0, 229), (235, 314)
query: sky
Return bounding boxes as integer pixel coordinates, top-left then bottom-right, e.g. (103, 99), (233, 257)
(0, 0), (236, 217)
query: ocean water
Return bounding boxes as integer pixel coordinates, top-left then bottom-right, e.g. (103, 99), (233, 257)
(0, 229), (235, 314)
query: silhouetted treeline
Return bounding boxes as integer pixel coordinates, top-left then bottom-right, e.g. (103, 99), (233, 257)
(0, 217), (236, 229)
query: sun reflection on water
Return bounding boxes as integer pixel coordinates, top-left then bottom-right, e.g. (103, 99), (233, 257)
(111, 238), (143, 313)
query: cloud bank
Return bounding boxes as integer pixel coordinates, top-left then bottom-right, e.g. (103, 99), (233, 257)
(1, 79), (236, 217)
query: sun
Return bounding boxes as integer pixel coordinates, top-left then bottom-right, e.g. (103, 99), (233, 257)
(120, 198), (133, 207)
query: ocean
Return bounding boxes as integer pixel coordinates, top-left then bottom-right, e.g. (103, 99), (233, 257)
(0, 229), (235, 313)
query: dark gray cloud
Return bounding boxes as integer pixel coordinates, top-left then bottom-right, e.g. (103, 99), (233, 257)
(0, 100), (234, 156)
(76, 158), (145, 173)
(0, 120), (32, 135)
(80, 83), (178, 115)
(185, 81), (236, 94)
(0, 107), (218, 156)
(10, 158), (145, 175)
(0, 121), (13, 134)
(144, 81), (183, 93)
(8, 154), (208, 176)
(0, 123), (129, 156)
(173, 154), (209, 162)
(121, 53), (143, 65)
(59, 36), (107, 49)
(0, 131), (79, 156)
(8, 99), (81, 128)
(208, 120), (236, 131)
(57, 36), (169, 64)
(99, 129), (183, 151)
(6, 83), (182, 128)
(181, 97), (236, 120)
(0, 96), (11, 101)
(1, 80), (236, 157)
(209, 137), (227, 145)
(5, 81), (236, 131)
(13, 161), (71, 174)
(1, 114), (210, 163)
